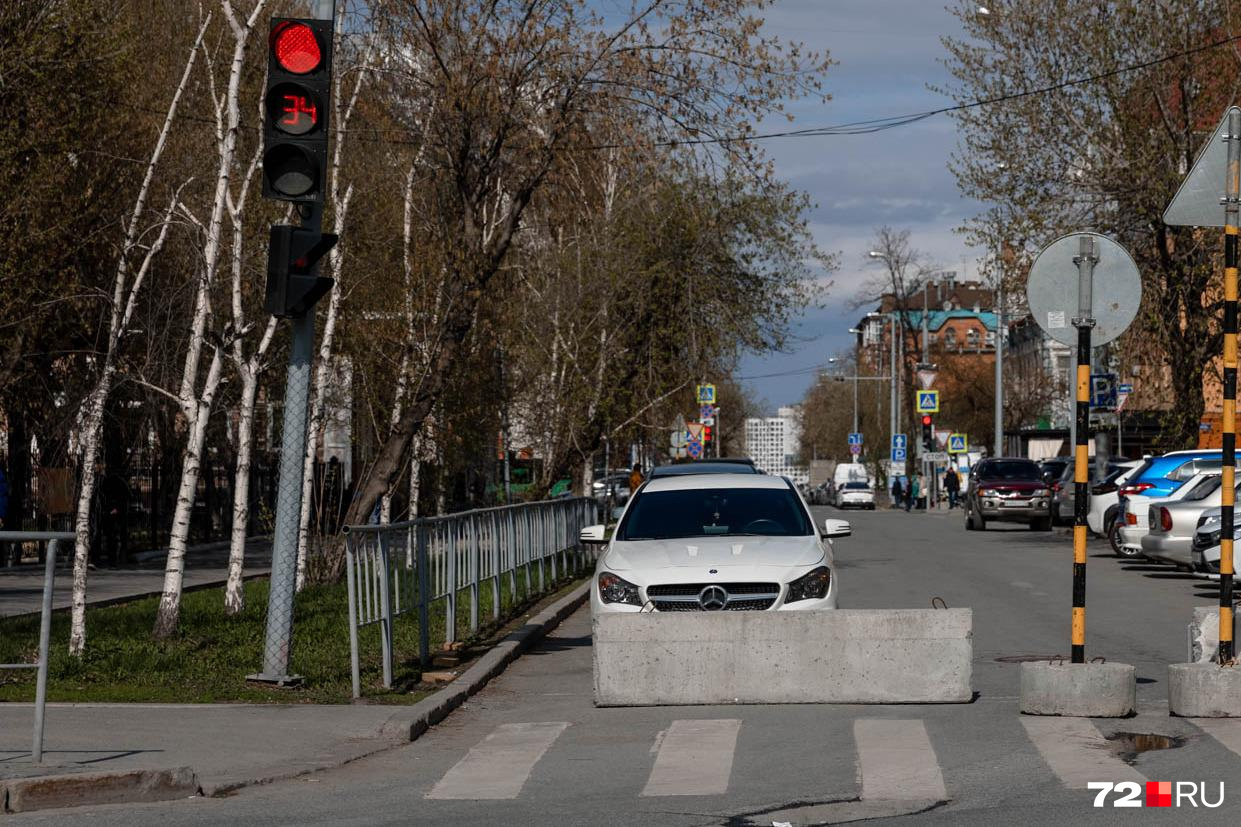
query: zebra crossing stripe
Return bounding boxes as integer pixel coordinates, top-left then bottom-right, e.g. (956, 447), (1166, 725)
(641, 719), (741, 796)
(426, 722), (569, 800)
(1020, 717), (1145, 788)
(854, 719), (947, 801)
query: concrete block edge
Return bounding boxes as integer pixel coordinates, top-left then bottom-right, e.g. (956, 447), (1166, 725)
(1, 766), (199, 814)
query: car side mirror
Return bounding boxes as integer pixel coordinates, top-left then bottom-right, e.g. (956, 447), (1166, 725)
(822, 518), (851, 538)
(580, 524), (608, 544)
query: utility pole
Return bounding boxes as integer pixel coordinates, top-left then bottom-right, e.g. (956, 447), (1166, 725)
(994, 267), (1004, 457)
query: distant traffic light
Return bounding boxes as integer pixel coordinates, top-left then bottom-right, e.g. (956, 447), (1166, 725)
(703, 425), (712, 443)
(265, 225), (337, 318)
(921, 414), (934, 451)
(263, 18), (333, 203)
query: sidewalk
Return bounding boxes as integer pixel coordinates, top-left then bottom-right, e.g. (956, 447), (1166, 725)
(0, 538), (271, 618)
(0, 702), (415, 807)
(0, 581), (590, 814)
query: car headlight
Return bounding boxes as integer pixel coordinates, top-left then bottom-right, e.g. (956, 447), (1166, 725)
(597, 572), (642, 605)
(786, 566), (831, 603)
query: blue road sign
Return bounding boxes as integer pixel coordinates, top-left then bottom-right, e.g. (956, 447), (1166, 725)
(849, 444), (862, 455)
(1091, 373), (1118, 408)
(915, 390), (939, 413)
(1118, 383), (1133, 393)
(891, 434), (907, 450)
(948, 434), (967, 453)
(891, 447), (907, 462)
(848, 432), (863, 445)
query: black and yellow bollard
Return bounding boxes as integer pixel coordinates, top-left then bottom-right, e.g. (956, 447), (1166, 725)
(1070, 237), (1096, 664)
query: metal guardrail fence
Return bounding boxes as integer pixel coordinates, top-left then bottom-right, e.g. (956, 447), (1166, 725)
(0, 531), (75, 763)
(342, 497), (598, 698)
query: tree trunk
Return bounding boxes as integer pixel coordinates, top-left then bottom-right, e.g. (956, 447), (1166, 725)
(224, 365), (260, 614)
(69, 368), (112, 655)
(153, 351), (224, 639)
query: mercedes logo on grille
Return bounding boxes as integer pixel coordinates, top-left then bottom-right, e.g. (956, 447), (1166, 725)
(698, 585), (729, 611)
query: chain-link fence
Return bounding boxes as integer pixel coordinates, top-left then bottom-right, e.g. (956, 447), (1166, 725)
(342, 497), (598, 698)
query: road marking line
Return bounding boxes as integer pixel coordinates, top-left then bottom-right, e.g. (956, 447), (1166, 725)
(426, 721), (569, 799)
(854, 719), (946, 801)
(1193, 719), (1241, 759)
(641, 719), (741, 796)
(1020, 717), (1145, 788)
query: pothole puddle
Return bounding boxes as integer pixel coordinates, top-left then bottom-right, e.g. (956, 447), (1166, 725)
(1105, 732), (1187, 765)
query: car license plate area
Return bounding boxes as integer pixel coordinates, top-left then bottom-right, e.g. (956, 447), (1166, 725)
(1002, 500), (1031, 508)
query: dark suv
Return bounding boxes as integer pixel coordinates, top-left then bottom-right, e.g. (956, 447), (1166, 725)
(964, 458), (1052, 531)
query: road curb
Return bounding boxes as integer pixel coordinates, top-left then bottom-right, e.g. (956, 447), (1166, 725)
(1, 766), (199, 814)
(384, 580), (591, 742)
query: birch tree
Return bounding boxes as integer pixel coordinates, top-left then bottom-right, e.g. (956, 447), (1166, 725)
(67, 14), (211, 656)
(153, 0), (269, 639)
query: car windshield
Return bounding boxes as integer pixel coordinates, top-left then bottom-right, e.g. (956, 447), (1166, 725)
(985, 461), (1041, 481)
(618, 487), (813, 540)
(843, 482), (870, 490)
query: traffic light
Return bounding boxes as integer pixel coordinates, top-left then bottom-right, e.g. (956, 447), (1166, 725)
(921, 414), (933, 451)
(265, 225), (337, 318)
(263, 18), (333, 203)
(703, 425), (712, 444)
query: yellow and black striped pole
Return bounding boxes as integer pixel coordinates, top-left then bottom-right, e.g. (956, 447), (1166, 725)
(1221, 113), (1239, 663)
(1071, 236), (1097, 664)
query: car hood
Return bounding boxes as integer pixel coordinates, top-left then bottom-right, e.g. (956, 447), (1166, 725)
(604, 535), (825, 570)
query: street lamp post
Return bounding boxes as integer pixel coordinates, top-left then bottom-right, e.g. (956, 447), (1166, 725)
(848, 327), (861, 433)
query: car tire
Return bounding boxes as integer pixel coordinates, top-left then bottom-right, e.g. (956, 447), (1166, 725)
(965, 511), (974, 530)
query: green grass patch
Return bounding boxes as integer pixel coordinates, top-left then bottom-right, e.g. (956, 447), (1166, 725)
(0, 553), (588, 704)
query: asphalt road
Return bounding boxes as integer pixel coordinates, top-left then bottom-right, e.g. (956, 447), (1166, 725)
(17, 505), (1241, 825)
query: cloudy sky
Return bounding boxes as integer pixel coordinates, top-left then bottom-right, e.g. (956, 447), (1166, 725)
(736, 0), (984, 410)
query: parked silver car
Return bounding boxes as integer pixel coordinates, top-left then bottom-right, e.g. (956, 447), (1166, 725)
(1140, 476), (1239, 569)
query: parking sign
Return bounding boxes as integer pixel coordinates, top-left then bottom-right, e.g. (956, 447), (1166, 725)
(891, 447), (907, 462)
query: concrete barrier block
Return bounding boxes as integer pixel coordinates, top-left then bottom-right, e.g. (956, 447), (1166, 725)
(1188, 607), (1236, 663)
(1019, 662), (1136, 717)
(592, 609), (972, 706)
(1169, 662), (1241, 717)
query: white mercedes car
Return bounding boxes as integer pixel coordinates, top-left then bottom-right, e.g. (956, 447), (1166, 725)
(583, 473), (844, 614)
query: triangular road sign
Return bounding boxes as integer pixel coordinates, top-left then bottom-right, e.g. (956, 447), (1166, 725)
(1164, 106), (1239, 227)
(917, 369), (938, 390)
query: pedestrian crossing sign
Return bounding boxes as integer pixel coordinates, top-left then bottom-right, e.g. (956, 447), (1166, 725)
(915, 390), (939, 413)
(696, 384), (716, 404)
(948, 433), (967, 453)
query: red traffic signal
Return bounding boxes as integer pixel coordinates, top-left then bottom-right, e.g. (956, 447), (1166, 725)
(272, 21), (322, 74)
(703, 425), (712, 442)
(921, 415), (932, 426)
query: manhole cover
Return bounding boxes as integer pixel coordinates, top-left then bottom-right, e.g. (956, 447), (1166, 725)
(994, 654), (1064, 663)
(1106, 732), (1186, 764)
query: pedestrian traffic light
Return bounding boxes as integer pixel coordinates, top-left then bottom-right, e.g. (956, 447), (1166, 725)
(263, 18), (333, 203)
(265, 224), (337, 318)
(921, 414), (933, 451)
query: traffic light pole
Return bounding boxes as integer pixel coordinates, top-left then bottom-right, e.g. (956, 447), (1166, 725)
(250, 0), (336, 687)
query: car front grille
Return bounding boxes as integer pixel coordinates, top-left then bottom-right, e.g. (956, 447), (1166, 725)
(646, 582), (780, 611)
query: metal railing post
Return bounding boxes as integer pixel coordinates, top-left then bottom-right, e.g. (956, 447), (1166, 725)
(344, 533), (361, 699)
(377, 531), (394, 689)
(468, 514), (479, 633)
(491, 512), (501, 619)
(445, 521), (457, 645)
(32, 538), (58, 763)
(416, 522), (430, 667)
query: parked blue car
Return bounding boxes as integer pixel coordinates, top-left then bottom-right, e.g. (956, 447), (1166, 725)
(1120, 450), (1223, 500)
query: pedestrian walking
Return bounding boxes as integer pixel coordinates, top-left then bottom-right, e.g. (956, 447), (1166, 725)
(944, 467), (961, 509)
(906, 475), (917, 512)
(916, 472), (928, 510)
(890, 477), (903, 509)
